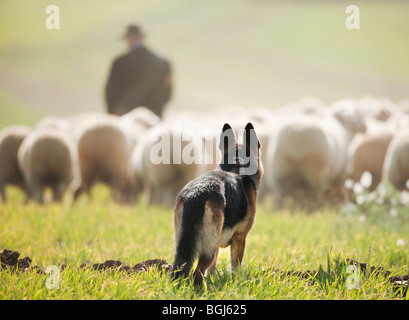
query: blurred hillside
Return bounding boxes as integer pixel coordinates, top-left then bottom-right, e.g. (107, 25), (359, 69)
(0, 0), (408, 128)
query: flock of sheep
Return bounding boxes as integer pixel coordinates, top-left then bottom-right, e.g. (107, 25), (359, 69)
(1, 95), (409, 211)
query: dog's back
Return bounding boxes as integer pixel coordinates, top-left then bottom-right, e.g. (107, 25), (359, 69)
(170, 123), (262, 286)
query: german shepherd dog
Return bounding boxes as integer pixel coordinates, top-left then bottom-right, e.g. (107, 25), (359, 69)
(170, 123), (263, 286)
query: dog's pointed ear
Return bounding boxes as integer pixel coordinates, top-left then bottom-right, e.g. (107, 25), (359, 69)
(219, 123), (236, 152)
(244, 123), (260, 155)
(222, 123), (232, 132)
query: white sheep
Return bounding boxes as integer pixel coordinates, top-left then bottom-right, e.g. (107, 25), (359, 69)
(382, 129), (409, 190)
(266, 104), (366, 210)
(74, 114), (136, 204)
(34, 115), (73, 132)
(331, 96), (398, 122)
(356, 96), (399, 122)
(17, 127), (80, 203)
(128, 120), (207, 207)
(346, 119), (396, 190)
(119, 106), (161, 148)
(0, 125), (32, 201)
(120, 106), (161, 130)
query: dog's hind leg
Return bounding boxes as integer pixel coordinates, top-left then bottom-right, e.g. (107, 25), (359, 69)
(193, 201), (223, 286)
(207, 248), (219, 275)
(193, 250), (218, 286)
(230, 233), (246, 271)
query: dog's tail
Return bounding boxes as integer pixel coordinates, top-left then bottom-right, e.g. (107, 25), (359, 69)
(170, 199), (202, 280)
(170, 197), (224, 282)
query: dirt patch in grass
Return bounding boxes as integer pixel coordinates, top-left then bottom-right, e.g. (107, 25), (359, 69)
(0, 248), (43, 274)
(0, 248), (171, 275)
(1, 248), (407, 298)
(89, 258), (171, 274)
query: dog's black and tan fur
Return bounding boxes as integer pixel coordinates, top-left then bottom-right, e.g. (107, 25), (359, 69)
(170, 123), (263, 286)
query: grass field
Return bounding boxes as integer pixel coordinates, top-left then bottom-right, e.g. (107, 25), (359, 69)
(1, 185), (408, 300)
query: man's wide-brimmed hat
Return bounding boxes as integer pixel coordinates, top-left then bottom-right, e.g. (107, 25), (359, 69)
(122, 24), (145, 38)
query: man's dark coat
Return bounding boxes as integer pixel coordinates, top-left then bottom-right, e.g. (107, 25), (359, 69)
(105, 46), (172, 117)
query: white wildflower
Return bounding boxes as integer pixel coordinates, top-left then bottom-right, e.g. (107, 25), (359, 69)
(344, 178), (354, 190)
(396, 239), (405, 247)
(356, 194), (365, 205)
(360, 171), (373, 189)
(353, 182), (364, 195)
(401, 190), (409, 206)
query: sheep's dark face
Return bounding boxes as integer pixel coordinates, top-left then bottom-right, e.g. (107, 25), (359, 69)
(218, 123), (262, 177)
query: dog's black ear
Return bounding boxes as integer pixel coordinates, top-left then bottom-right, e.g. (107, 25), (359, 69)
(219, 123), (236, 152)
(244, 123), (260, 155)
